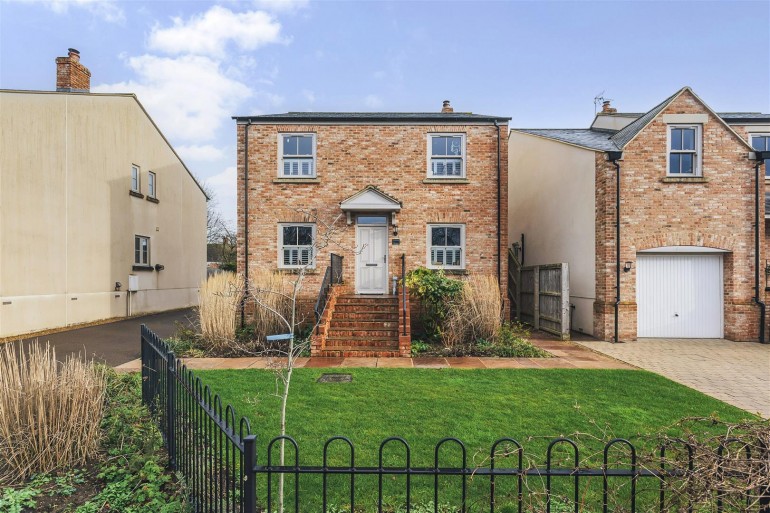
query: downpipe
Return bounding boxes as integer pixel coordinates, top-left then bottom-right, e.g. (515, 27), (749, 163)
(754, 154), (768, 344)
(241, 122), (251, 328)
(494, 120), (501, 286)
(607, 151), (623, 343)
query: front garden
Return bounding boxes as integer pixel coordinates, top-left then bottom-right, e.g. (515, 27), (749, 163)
(0, 345), (186, 512)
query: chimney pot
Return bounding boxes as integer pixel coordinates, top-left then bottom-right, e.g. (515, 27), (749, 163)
(441, 100), (454, 113)
(601, 100), (617, 114)
(68, 48), (80, 61)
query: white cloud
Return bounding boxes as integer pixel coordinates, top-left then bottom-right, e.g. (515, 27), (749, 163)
(11, 0), (124, 22)
(302, 89), (316, 104)
(177, 144), (226, 162)
(253, 0), (309, 13)
(148, 6), (284, 58)
(205, 166), (237, 227)
(93, 54), (251, 142)
(364, 94), (384, 109)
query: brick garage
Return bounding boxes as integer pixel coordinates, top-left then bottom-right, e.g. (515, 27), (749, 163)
(234, 108), (510, 351)
(510, 87), (767, 342)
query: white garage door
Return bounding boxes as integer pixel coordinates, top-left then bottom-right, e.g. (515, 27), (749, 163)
(636, 253), (723, 338)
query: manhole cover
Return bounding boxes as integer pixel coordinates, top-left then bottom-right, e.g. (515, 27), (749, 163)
(317, 373), (353, 383)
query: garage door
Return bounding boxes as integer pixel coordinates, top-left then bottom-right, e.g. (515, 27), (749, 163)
(636, 253), (723, 338)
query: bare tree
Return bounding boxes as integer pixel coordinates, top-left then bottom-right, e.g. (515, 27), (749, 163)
(243, 209), (355, 512)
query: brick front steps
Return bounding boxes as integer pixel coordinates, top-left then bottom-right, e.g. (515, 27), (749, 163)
(318, 295), (402, 357)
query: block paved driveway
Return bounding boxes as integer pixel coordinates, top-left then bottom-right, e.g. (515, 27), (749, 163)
(575, 338), (770, 418)
(7, 308), (196, 366)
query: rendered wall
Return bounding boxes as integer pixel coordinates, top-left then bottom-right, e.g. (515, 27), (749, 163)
(508, 132), (597, 335)
(0, 91), (207, 338)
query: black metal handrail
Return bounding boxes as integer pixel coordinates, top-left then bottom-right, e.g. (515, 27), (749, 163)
(400, 253), (407, 336)
(314, 253), (343, 333)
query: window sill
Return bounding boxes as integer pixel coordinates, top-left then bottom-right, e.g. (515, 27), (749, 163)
(276, 267), (319, 274)
(146, 196), (159, 204)
(272, 178), (320, 184)
(422, 178), (470, 184)
(427, 268), (468, 275)
(129, 190), (145, 199)
(132, 265), (154, 272)
(660, 177), (709, 183)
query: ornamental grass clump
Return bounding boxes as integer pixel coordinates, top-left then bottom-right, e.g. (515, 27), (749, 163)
(0, 343), (106, 485)
(248, 268), (292, 344)
(443, 274), (502, 348)
(198, 271), (244, 350)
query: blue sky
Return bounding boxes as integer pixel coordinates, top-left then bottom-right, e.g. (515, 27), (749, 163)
(1, 0), (768, 227)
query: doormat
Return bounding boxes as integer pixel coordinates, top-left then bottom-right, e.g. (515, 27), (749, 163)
(316, 373), (353, 383)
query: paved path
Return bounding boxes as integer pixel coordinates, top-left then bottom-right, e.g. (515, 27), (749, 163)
(8, 309), (196, 366)
(115, 335), (633, 372)
(575, 338), (770, 418)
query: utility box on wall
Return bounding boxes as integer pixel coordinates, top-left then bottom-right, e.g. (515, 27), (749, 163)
(128, 275), (139, 292)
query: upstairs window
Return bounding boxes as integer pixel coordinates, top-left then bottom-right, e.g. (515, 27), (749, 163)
(429, 134), (465, 178)
(750, 134), (770, 178)
(668, 125), (701, 176)
(134, 235), (150, 266)
(427, 224), (465, 269)
(280, 134), (316, 177)
(279, 223), (315, 268)
(131, 165), (140, 192)
(148, 171), (157, 198)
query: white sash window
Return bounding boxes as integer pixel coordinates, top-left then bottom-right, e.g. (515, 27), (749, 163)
(280, 134), (316, 178)
(279, 224), (315, 268)
(427, 224), (465, 269)
(429, 134), (466, 178)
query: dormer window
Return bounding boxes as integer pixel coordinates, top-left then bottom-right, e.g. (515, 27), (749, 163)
(668, 125), (701, 176)
(279, 134), (316, 177)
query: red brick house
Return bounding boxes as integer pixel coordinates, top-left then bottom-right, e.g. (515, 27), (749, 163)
(235, 102), (509, 356)
(509, 87), (770, 342)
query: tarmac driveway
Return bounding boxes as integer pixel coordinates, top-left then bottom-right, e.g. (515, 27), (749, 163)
(575, 338), (770, 418)
(7, 308), (196, 366)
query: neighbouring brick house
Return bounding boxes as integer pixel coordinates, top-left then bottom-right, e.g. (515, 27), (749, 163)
(509, 87), (770, 342)
(235, 102), (509, 356)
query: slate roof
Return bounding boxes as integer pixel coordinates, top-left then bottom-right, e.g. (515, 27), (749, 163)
(514, 128), (620, 151)
(718, 112), (770, 122)
(609, 89), (684, 149)
(233, 112), (511, 123)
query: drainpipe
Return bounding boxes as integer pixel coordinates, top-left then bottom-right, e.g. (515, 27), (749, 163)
(241, 122), (251, 327)
(753, 151), (769, 343)
(607, 151), (623, 343)
(494, 120), (501, 286)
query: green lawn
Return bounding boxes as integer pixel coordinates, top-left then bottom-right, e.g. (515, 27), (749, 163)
(195, 368), (753, 512)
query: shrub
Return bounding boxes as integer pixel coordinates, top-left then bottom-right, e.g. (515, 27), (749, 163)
(198, 271), (244, 350)
(0, 343), (106, 485)
(442, 274), (502, 348)
(405, 267), (463, 340)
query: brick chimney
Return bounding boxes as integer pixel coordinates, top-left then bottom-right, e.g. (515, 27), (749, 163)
(441, 100), (454, 113)
(56, 48), (91, 92)
(601, 100), (617, 114)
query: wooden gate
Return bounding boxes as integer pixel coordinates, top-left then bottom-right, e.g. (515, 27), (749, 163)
(508, 247), (570, 340)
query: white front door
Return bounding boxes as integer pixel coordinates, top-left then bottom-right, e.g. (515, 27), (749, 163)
(636, 253), (724, 338)
(356, 225), (388, 294)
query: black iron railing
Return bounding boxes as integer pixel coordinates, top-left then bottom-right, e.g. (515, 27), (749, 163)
(400, 253), (407, 336)
(314, 253), (344, 333)
(141, 325), (770, 513)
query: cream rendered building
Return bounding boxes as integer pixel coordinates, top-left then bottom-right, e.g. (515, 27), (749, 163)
(0, 49), (207, 338)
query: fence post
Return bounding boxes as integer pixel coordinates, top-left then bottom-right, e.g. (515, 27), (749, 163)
(533, 266), (540, 330)
(560, 263), (570, 340)
(166, 348), (176, 469)
(243, 435), (258, 513)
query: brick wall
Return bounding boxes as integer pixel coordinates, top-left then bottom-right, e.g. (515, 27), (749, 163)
(594, 90), (762, 341)
(236, 122), (508, 312)
(55, 52), (90, 92)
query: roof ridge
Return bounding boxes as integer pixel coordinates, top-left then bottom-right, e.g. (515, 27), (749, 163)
(609, 87), (686, 148)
